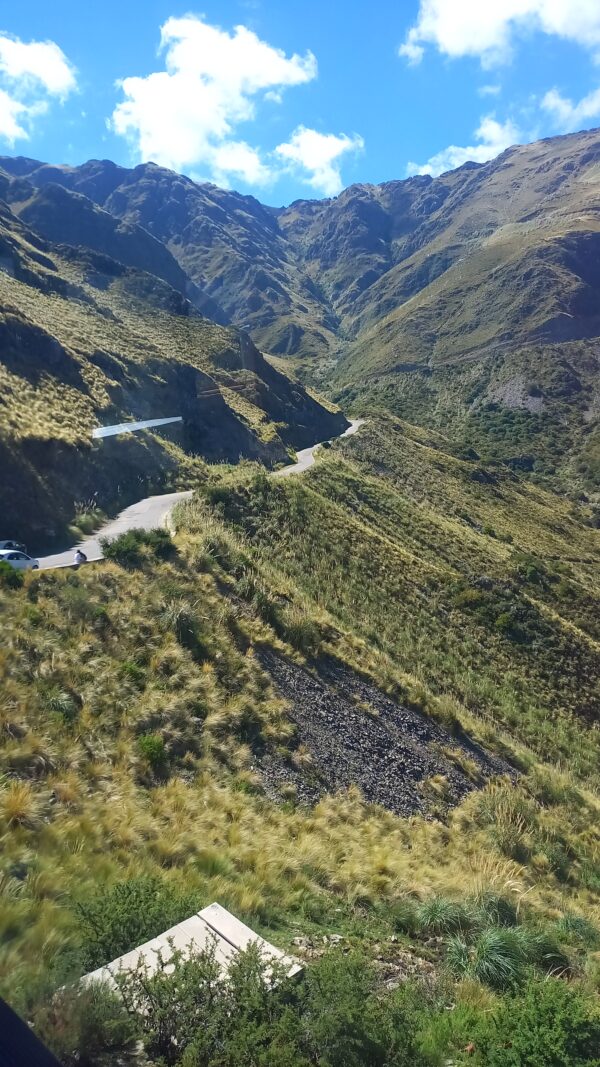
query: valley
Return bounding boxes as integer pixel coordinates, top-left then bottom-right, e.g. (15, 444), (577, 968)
(0, 126), (599, 1065)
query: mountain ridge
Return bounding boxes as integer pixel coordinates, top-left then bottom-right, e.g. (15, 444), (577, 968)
(2, 124), (600, 522)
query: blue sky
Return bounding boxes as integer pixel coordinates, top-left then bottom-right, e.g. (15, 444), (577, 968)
(1, 0), (600, 204)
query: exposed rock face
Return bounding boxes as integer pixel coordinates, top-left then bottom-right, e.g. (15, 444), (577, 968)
(256, 651), (512, 817)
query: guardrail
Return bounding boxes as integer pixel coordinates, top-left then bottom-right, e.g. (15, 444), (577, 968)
(92, 416), (183, 439)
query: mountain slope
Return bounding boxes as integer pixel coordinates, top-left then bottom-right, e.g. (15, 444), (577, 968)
(0, 156), (339, 358)
(2, 414), (599, 1059)
(0, 193), (345, 544)
(8, 179), (226, 322)
(2, 127), (600, 493)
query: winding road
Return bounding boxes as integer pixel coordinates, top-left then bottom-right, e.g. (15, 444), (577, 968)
(38, 419), (364, 571)
(272, 418), (364, 478)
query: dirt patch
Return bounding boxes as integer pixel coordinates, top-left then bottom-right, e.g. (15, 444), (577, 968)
(256, 651), (513, 818)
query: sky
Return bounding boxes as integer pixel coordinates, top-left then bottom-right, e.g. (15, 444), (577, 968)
(1, 0), (600, 205)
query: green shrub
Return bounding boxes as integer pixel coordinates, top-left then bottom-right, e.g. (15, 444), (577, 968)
(44, 686), (80, 724)
(0, 560), (24, 589)
(114, 943), (426, 1067)
(468, 892), (519, 930)
(138, 733), (167, 771)
(495, 612), (523, 642)
(473, 976), (600, 1065)
(446, 927), (527, 990)
(446, 925), (569, 990)
(32, 982), (137, 1067)
(119, 659), (146, 688)
(452, 587), (486, 610)
(553, 913), (600, 949)
(101, 528), (174, 568)
(417, 896), (474, 935)
(300, 950), (424, 1067)
(75, 875), (198, 970)
(389, 897), (420, 934)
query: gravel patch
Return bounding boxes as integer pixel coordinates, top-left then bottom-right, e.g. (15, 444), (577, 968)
(256, 651), (512, 818)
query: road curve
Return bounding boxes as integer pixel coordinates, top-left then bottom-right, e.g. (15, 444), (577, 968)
(38, 418), (365, 570)
(38, 491), (193, 570)
(272, 418), (365, 479)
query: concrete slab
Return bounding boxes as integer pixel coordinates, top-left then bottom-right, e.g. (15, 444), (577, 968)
(81, 903), (301, 991)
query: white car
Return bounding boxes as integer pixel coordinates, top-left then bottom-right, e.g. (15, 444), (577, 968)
(0, 539), (27, 553)
(0, 549), (39, 571)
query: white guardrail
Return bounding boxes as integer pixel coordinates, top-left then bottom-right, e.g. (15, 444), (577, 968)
(92, 416), (183, 439)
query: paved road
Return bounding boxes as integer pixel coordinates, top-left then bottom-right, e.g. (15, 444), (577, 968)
(38, 491), (193, 570)
(272, 418), (365, 478)
(38, 418), (365, 570)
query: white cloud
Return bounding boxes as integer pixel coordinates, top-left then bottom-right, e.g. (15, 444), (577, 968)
(111, 15), (317, 184)
(406, 115), (521, 176)
(211, 141), (273, 187)
(0, 32), (76, 145)
(275, 126), (364, 196)
(479, 84), (501, 97)
(0, 87), (30, 142)
(542, 86), (600, 131)
(400, 1), (600, 66)
(0, 35), (76, 96)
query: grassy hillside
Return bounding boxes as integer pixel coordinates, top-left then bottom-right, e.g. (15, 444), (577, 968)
(1, 419), (599, 1063)
(333, 347), (600, 494)
(185, 417), (600, 774)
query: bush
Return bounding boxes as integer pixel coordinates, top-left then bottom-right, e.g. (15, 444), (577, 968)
(470, 892), (518, 930)
(113, 943), (426, 1067)
(389, 897), (419, 934)
(417, 896), (474, 935)
(119, 659), (146, 688)
(446, 925), (569, 991)
(446, 927), (527, 990)
(553, 912), (600, 949)
(44, 686), (80, 724)
(32, 982), (137, 1067)
(278, 606), (322, 656)
(301, 949), (424, 1067)
(138, 733), (168, 771)
(494, 612), (524, 642)
(0, 560), (24, 589)
(75, 875), (199, 970)
(473, 976), (600, 1065)
(100, 527), (174, 568)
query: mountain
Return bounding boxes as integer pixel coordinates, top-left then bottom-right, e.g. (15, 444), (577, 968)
(3, 139), (600, 1065)
(4, 127), (600, 490)
(8, 179), (226, 322)
(0, 156), (340, 358)
(0, 175), (345, 544)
